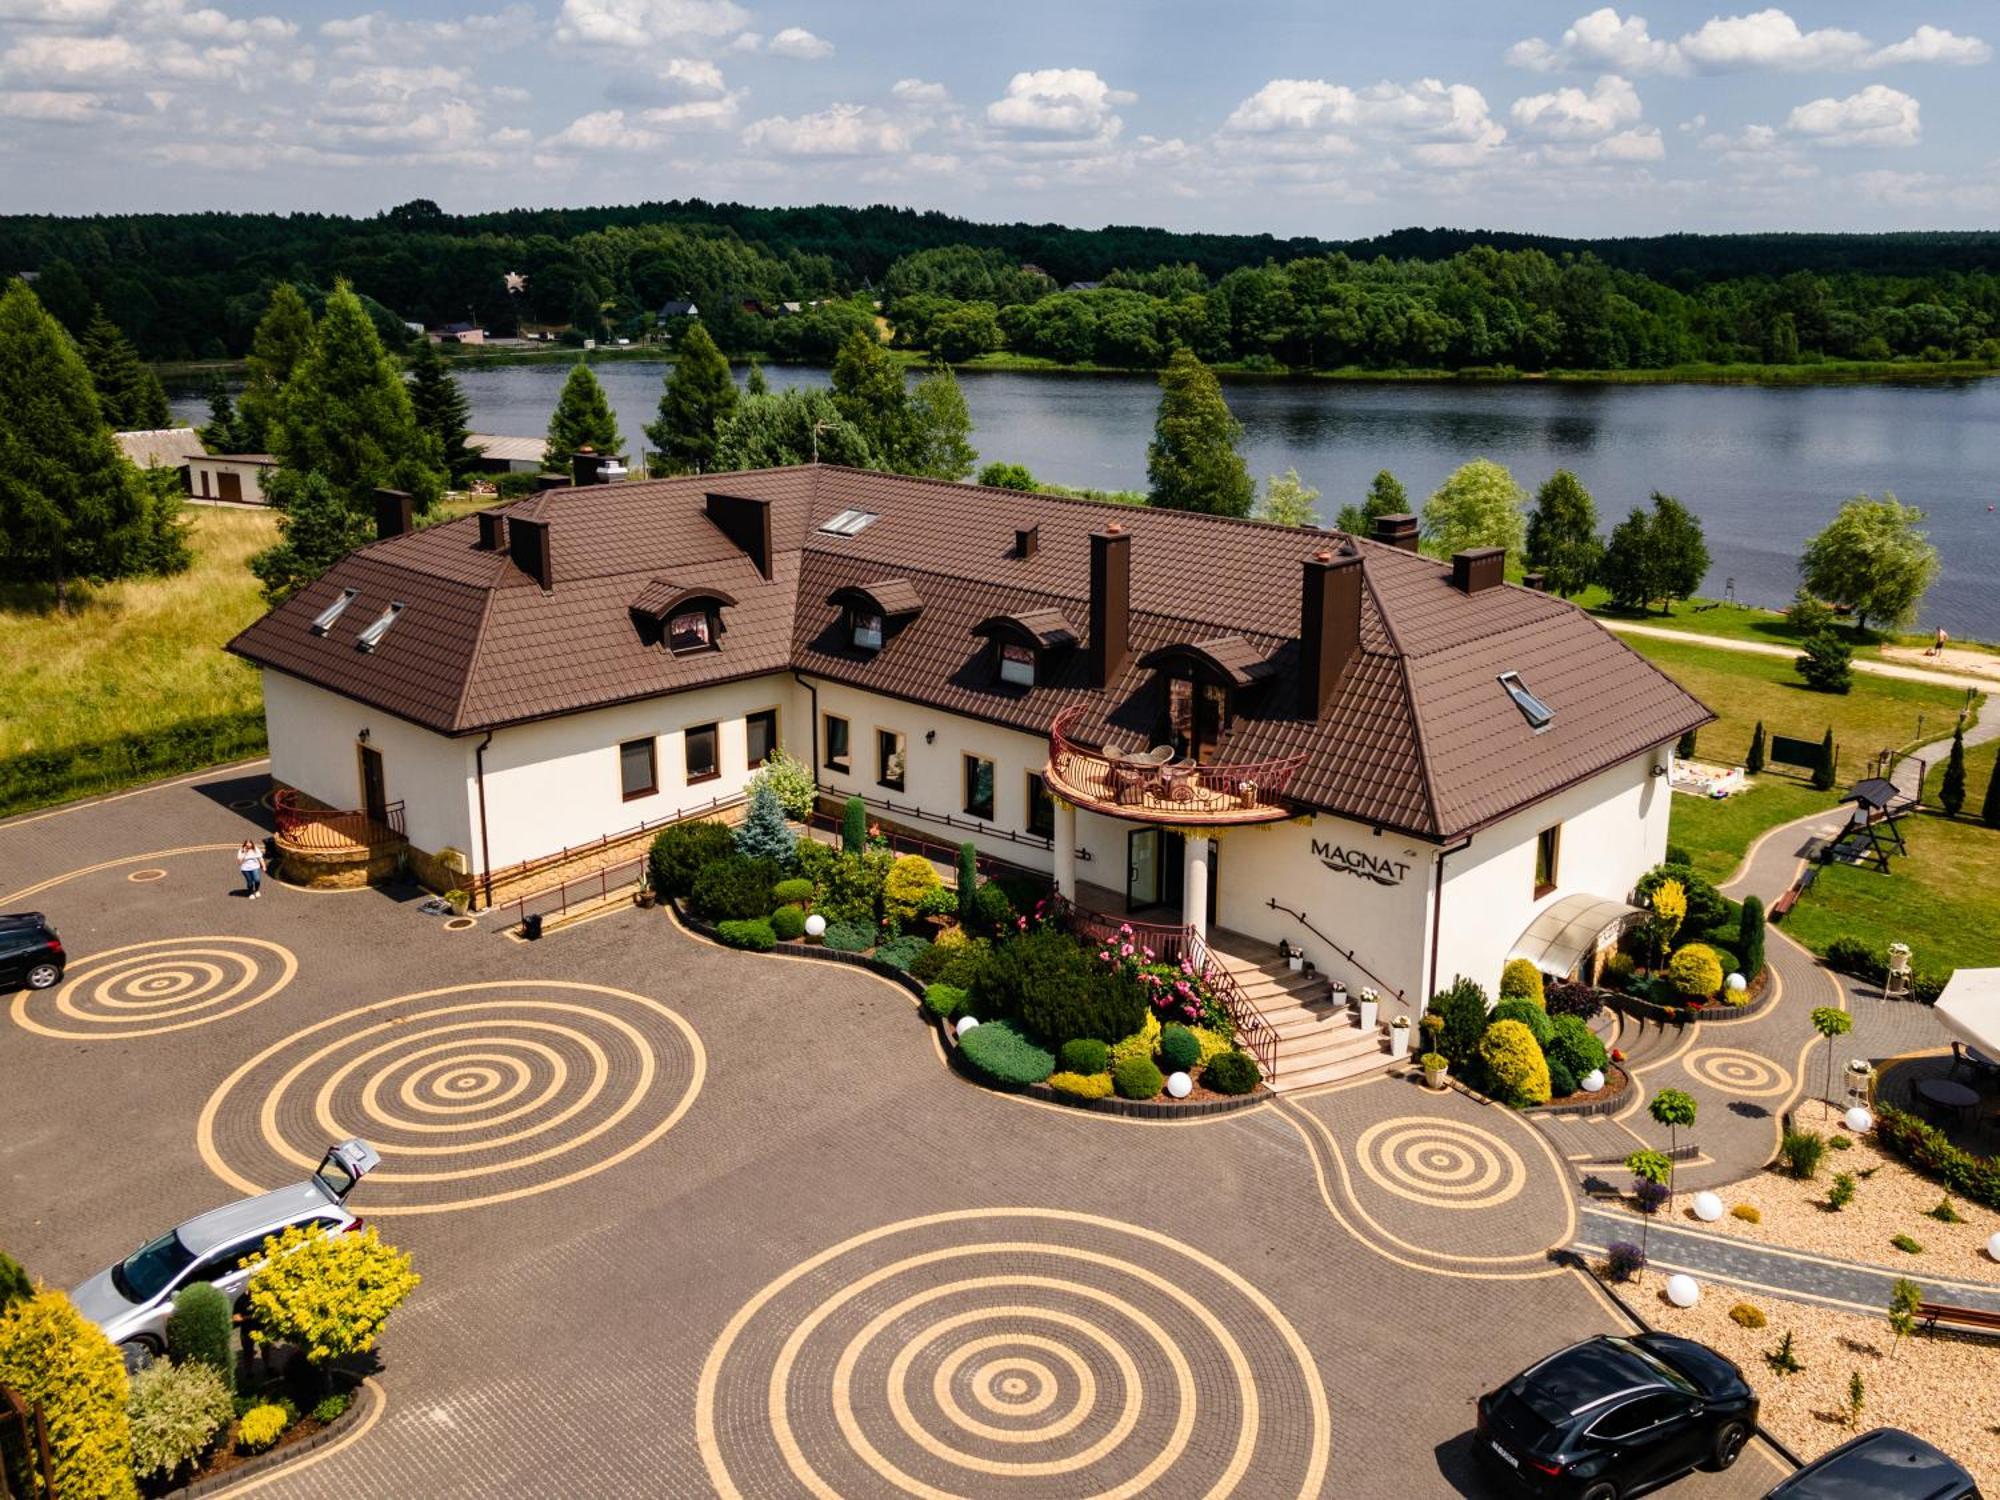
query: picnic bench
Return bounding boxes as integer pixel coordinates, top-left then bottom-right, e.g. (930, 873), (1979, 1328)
(1917, 1301), (2000, 1338)
(1770, 865), (1819, 921)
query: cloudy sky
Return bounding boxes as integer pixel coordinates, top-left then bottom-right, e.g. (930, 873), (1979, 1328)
(1, 0), (1994, 235)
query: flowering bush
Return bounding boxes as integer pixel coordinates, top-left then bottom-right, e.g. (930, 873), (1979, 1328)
(1092, 925), (1231, 1034)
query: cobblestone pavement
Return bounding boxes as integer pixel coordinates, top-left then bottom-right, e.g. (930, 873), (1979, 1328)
(0, 768), (1788, 1498)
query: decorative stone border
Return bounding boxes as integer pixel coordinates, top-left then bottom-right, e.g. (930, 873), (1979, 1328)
(160, 1375), (372, 1498)
(1607, 967), (1775, 1028)
(1527, 1064), (1635, 1117)
(667, 901), (1267, 1117)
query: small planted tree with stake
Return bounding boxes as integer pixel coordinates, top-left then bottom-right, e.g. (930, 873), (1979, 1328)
(1811, 1006), (1853, 1106)
(1649, 1088), (1697, 1216)
(1626, 1149), (1673, 1269)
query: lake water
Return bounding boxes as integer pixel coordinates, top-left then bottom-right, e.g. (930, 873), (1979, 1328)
(171, 363), (2000, 637)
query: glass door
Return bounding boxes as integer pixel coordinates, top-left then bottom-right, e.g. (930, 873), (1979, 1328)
(1127, 828), (1162, 911)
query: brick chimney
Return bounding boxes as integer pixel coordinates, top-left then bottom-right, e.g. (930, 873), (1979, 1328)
(1088, 523), (1131, 689)
(509, 515), (552, 590)
(373, 488), (413, 541)
(1451, 546), (1506, 595)
(1522, 570), (1547, 592)
(1371, 513), (1420, 552)
(1014, 524), (1039, 560)
(1299, 546), (1364, 719)
(705, 492), (773, 580)
(476, 510), (507, 551)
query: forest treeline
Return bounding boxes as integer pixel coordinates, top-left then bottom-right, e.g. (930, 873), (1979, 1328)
(3, 198), (1995, 371)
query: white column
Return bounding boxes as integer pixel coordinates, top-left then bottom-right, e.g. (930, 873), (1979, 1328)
(1053, 801), (1077, 900)
(1182, 834), (1209, 941)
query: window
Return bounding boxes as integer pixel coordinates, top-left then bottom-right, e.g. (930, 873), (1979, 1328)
(1026, 772), (1055, 838)
(1534, 825), (1561, 898)
(1588, 1393), (1688, 1442)
(684, 723), (719, 784)
(355, 601), (405, 653)
(667, 608), (714, 654)
(309, 588), (358, 635)
(877, 729), (906, 792)
(824, 714), (851, 773)
(964, 755), (995, 821)
(998, 642), (1036, 688)
(852, 611), (884, 652)
(619, 738), (658, 800)
(746, 709), (778, 768)
(1499, 671), (1555, 730)
(819, 509), (880, 536)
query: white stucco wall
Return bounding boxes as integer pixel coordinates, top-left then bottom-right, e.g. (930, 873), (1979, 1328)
(189, 458), (270, 504)
(259, 670), (476, 859)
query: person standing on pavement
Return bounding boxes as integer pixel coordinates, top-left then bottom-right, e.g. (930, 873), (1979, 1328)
(237, 839), (266, 899)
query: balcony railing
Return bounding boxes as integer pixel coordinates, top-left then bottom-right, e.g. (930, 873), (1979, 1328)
(1045, 707), (1305, 824)
(273, 789), (406, 852)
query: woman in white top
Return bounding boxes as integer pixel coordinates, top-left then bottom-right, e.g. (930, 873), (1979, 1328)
(237, 839), (266, 899)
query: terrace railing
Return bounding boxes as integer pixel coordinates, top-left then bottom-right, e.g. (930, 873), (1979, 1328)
(1046, 707), (1305, 823)
(272, 789), (405, 852)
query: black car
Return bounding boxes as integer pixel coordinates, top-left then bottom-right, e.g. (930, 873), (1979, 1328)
(0, 912), (65, 991)
(1477, 1332), (1759, 1499)
(1765, 1428), (1981, 1499)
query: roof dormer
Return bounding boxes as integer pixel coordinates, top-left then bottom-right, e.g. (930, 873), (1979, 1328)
(629, 579), (738, 653)
(827, 580), (922, 653)
(970, 608), (1077, 689)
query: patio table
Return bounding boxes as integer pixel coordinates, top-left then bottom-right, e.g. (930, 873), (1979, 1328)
(1916, 1077), (1980, 1122)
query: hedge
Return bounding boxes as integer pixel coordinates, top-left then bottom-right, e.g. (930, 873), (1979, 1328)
(1874, 1105), (2000, 1210)
(1048, 1071), (1115, 1100)
(957, 1020), (1055, 1088)
(714, 918), (777, 951)
(648, 820), (737, 900)
(0, 1289), (135, 1500)
(689, 854), (779, 921)
(0, 711), (266, 819)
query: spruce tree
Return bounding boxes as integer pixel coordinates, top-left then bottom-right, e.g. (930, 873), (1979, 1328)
(544, 361), (624, 476)
(1982, 747), (2000, 830)
(645, 322), (737, 474)
(1334, 469), (1405, 535)
(831, 328), (908, 466)
(250, 470), (370, 603)
(1146, 347), (1251, 516)
(238, 283), (315, 452)
(734, 783), (794, 864)
(268, 280), (441, 516)
(1940, 725), (1966, 817)
(0, 280), (151, 607)
(1526, 468), (1604, 597)
(197, 375), (242, 452)
(1747, 721), (1767, 775)
(80, 305), (169, 429)
(746, 360), (769, 395)
(903, 364), (976, 480)
(407, 337), (475, 480)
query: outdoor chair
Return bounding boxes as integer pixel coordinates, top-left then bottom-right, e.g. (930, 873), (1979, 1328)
(1950, 1042), (2000, 1087)
(1143, 744), (1178, 766)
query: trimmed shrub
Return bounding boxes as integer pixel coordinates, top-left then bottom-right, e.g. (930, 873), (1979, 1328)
(1891, 1233), (1924, 1255)
(873, 935), (932, 972)
(311, 1392), (351, 1424)
(1544, 979), (1604, 1021)
(818, 848), (891, 924)
(648, 819), (736, 899)
(689, 854), (779, 921)
(841, 795), (867, 854)
(883, 855), (943, 925)
(1729, 1303), (1767, 1330)
(1546, 1014), (1609, 1079)
(1112, 1055), (1164, 1100)
(166, 1282), (234, 1386)
(1048, 1071), (1115, 1100)
(955, 842), (979, 925)
(771, 877), (814, 907)
(235, 1403), (289, 1454)
(1059, 1038), (1110, 1074)
(1546, 1056), (1578, 1099)
(977, 929), (1144, 1042)
(769, 904), (807, 941)
(970, 880), (1014, 935)
(1826, 1173), (1855, 1211)
(128, 1361), (233, 1482)
(958, 1020), (1055, 1088)
(0, 1289), (135, 1500)
(1706, 946), (1742, 982)
(1739, 896), (1766, 981)
(1605, 1241), (1645, 1282)
(1781, 1129), (1828, 1180)
(734, 783), (795, 866)
(931, 938), (994, 992)
(1188, 1026), (1234, 1065)
(1203, 1050), (1262, 1095)
(1873, 1106), (2000, 1211)
(1109, 1014), (1161, 1069)
(1158, 1023), (1201, 1073)
(923, 984), (968, 1021)
(1602, 951), (1637, 988)
(1667, 943), (1724, 999)
(1492, 998), (1554, 1048)
(822, 919), (875, 953)
(1426, 976), (1491, 1070)
(1479, 1019), (1552, 1108)
(1499, 959), (1545, 1005)
(1636, 862), (1729, 937)
(916, 886), (959, 920)
(714, 918), (777, 952)
(1731, 1204), (1762, 1224)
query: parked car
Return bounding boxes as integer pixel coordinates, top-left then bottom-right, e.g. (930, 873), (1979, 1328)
(1477, 1332), (1759, 1498)
(1765, 1428), (1980, 1499)
(0, 912), (64, 990)
(70, 1140), (379, 1370)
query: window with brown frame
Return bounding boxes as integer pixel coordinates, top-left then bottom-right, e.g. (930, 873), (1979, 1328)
(667, 608), (715, 654)
(877, 729), (906, 792)
(963, 754), (995, 821)
(1534, 825), (1561, 898)
(746, 708), (778, 768)
(619, 737), (657, 801)
(824, 713), (850, 773)
(1025, 772), (1055, 838)
(684, 722), (719, 785)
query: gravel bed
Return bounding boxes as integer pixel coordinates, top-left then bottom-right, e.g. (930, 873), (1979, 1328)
(1644, 1283), (1998, 1487)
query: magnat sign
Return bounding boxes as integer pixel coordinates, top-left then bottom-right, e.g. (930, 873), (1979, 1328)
(1311, 839), (1411, 888)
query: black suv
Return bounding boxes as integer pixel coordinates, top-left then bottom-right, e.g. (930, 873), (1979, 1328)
(0, 913), (65, 991)
(1477, 1332), (1759, 1498)
(1765, 1428), (1981, 1499)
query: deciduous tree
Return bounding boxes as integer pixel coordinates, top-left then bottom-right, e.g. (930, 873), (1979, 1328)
(903, 364), (977, 480)
(644, 321), (737, 474)
(711, 387), (877, 471)
(1255, 467), (1319, 526)
(978, 461), (1037, 491)
(1525, 468), (1603, 596)
(1334, 469), (1409, 537)
(1421, 458), (1527, 559)
(543, 361), (624, 476)
(1800, 494), (1940, 631)
(243, 1223), (418, 1368)
(831, 328), (908, 465)
(1146, 347), (1251, 516)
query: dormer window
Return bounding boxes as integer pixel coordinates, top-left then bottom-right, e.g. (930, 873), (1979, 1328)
(1499, 671), (1555, 731)
(355, 602), (404, 653)
(998, 643), (1036, 688)
(310, 588), (358, 636)
(852, 611), (884, 651)
(629, 579), (736, 652)
(667, 608), (714, 654)
(828, 581), (921, 655)
(970, 609), (1076, 692)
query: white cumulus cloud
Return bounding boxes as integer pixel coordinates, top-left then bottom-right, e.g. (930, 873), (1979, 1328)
(766, 25), (830, 59)
(986, 68), (1132, 138)
(554, 0), (747, 49)
(1506, 8), (1989, 75)
(1785, 84), (1921, 147)
(742, 101), (909, 156)
(1510, 74), (1642, 139)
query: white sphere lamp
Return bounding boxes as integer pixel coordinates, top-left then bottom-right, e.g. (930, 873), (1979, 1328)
(1665, 1274), (1700, 1308)
(954, 1016), (980, 1039)
(1166, 1071), (1192, 1099)
(804, 912), (827, 939)
(1581, 1068), (1606, 1094)
(1844, 1106), (1873, 1134)
(1988, 1231), (2000, 1263)
(1692, 1191), (1723, 1223)
(1726, 972), (1747, 994)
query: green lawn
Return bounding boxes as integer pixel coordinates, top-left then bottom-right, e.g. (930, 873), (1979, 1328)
(1923, 733), (1997, 814)
(1579, 585), (2000, 657)
(1667, 780), (1841, 885)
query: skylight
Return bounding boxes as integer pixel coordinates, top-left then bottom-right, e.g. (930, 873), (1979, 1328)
(355, 602), (405, 653)
(309, 588), (358, 636)
(1499, 671), (1554, 730)
(818, 509), (879, 537)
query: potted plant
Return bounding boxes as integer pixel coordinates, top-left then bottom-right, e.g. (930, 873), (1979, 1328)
(1356, 986), (1379, 1031)
(1287, 944), (1305, 974)
(445, 888), (471, 917)
(635, 868), (657, 909)
(1389, 1015), (1411, 1059)
(1421, 1052), (1450, 1090)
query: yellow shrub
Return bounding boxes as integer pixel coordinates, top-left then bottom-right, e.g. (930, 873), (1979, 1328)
(1667, 943), (1724, 1000)
(1108, 1013), (1160, 1068)
(882, 855), (942, 924)
(934, 923), (971, 951)
(1651, 878), (1686, 939)
(234, 1404), (289, 1454)
(0, 1289), (136, 1500)
(1499, 959), (1545, 1006)
(1728, 1302), (1767, 1329)
(1478, 1018), (1552, 1108)
(244, 1224), (419, 1365)
(1731, 1203), (1762, 1224)
(1187, 1025), (1233, 1065)
(1047, 1071), (1115, 1099)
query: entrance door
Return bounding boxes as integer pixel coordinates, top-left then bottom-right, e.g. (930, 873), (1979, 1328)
(1127, 828), (1186, 914)
(358, 745), (387, 826)
(217, 470), (243, 503)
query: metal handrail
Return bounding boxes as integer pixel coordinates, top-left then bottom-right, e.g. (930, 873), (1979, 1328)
(813, 789), (1055, 854)
(1264, 897), (1407, 1006)
(1047, 706), (1306, 818)
(483, 792), (745, 901)
(272, 789), (406, 851)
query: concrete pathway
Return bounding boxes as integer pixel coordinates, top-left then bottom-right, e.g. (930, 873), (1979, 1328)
(1887, 699), (2000, 802)
(1600, 619), (1995, 695)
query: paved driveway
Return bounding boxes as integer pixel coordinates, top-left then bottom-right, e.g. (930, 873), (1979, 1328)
(0, 767), (1786, 1498)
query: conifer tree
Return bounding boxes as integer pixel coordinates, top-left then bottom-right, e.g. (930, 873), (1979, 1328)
(1526, 468), (1604, 596)
(197, 375), (242, 452)
(1146, 347), (1251, 516)
(1982, 748), (2000, 830)
(0, 280), (152, 607)
(746, 360), (769, 395)
(1747, 721), (1767, 774)
(645, 322), (737, 473)
(1334, 470), (1407, 536)
(250, 470), (370, 604)
(543, 361), (624, 475)
(238, 283), (315, 452)
(80, 306), (169, 429)
(1940, 725), (1966, 817)
(734, 783), (795, 864)
(407, 337), (475, 480)
(1812, 728), (1837, 791)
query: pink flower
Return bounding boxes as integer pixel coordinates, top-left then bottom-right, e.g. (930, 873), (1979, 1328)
(1098, 950), (1111, 961)
(1142, 947), (1156, 961)
(1118, 923), (1134, 936)
(1016, 916), (1028, 931)
(1120, 942), (1134, 957)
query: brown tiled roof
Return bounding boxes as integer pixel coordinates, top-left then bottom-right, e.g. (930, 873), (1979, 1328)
(229, 467), (1711, 840)
(973, 608), (1077, 651)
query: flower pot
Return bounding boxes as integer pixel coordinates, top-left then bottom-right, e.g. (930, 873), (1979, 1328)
(1424, 1062), (1449, 1091)
(1357, 998), (1379, 1031)
(636, 890), (657, 909)
(1389, 1024), (1410, 1059)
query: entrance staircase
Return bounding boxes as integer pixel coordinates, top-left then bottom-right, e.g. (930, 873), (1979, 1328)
(1207, 932), (1400, 1093)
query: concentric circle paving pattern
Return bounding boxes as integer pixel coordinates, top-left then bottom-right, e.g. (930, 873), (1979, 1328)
(698, 1208), (1330, 1499)
(1353, 1116), (1530, 1210)
(12, 937), (296, 1040)
(1682, 1047), (1793, 1099)
(197, 981), (704, 1215)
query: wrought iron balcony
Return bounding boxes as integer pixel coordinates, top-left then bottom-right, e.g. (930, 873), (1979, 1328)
(1044, 707), (1303, 825)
